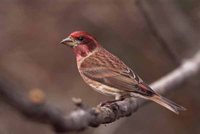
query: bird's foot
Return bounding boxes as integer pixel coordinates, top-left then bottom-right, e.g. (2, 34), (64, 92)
(98, 98), (125, 107)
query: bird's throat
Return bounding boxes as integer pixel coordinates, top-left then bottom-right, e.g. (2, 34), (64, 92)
(73, 45), (92, 61)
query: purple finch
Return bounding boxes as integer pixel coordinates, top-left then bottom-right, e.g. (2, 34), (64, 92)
(60, 31), (186, 114)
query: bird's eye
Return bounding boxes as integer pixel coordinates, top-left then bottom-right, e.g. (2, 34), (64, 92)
(77, 36), (84, 41)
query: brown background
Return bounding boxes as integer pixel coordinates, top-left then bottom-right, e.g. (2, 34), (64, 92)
(0, 0), (200, 134)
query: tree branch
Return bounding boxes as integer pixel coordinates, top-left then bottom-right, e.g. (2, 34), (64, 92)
(0, 51), (200, 133)
(93, 1), (200, 134)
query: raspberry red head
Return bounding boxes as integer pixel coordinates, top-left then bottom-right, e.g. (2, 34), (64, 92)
(60, 31), (100, 60)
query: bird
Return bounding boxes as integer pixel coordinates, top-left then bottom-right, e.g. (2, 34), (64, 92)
(60, 31), (186, 114)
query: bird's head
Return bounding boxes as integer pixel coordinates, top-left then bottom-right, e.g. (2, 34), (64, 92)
(60, 31), (100, 60)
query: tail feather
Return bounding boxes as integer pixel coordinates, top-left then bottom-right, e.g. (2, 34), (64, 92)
(150, 95), (186, 114)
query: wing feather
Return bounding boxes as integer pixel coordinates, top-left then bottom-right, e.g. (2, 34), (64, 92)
(80, 48), (155, 96)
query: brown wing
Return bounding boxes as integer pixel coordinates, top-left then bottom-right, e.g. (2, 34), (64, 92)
(80, 48), (155, 96)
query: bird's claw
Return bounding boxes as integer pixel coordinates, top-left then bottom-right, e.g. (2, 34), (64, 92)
(98, 98), (125, 107)
(98, 100), (114, 107)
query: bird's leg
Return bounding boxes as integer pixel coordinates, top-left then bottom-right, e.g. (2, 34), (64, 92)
(99, 99), (124, 107)
(99, 95), (126, 106)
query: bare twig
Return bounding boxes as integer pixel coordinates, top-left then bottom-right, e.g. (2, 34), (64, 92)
(136, 0), (200, 64)
(136, 0), (181, 65)
(0, 50), (200, 133)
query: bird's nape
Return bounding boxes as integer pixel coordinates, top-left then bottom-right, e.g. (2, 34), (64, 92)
(61, 31), (100, 60)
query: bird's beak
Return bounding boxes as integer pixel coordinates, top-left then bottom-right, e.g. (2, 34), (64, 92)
(60, 36), (76, 47)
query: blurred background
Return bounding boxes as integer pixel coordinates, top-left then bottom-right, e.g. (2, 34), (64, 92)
(0, 0), (200, 134)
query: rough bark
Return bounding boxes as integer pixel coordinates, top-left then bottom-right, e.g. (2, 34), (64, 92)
(0, 50), (200, 133)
